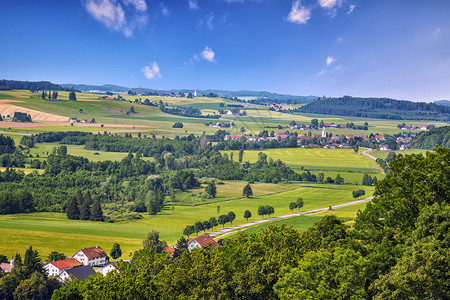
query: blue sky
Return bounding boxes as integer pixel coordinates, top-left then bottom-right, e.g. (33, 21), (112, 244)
(1, 0), (449, 101)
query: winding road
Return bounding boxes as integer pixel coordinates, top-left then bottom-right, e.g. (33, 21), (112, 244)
(210, 196), (374, 237)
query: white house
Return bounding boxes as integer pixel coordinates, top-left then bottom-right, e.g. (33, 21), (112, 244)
(95, 262), (117, 276)
(44, 258), (83, 277)
(70, 118), (78, 123)
(72, 246), (109, 267)
(188, 234), (219, 250)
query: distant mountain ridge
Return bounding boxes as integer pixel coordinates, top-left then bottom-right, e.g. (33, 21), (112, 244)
(435, 100), (450, 106)
(298, 96), (450, 121)
(60, 83), (315, 103)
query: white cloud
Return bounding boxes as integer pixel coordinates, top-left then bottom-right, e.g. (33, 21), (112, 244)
(326, 56), (335, 66)
(85, 0), (148, 37)
(122, 0), (147, 12)
(188, 0), (198, 10)
(199, 13), (214, 30)
(318, 0), (342, 9)
(287, 1), (311, 24)
(160, 3), (170, 16)
(201, 46), (216, 62)
(318, 69), (326, 76)
(337, 36), (343, 42)
(347, 4), (356, 14)
(188, 46), (216, 64)
(141, 62), (162, 80)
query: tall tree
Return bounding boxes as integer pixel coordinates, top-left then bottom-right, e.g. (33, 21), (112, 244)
(289, 202), (297, 212)
(205, 181), (217, 198)
(194, 221), (203, 236)
(68, 91), (77, 101)
(209, 217), (218, 230)
(66, 192), (81, 220)
(243, 210), (251, 222)
(258, 205), (266, 219)
(242, 183), (253, 198)
(24, 246), (43, 275)
(90, 198), (104, 222)
(297, 198), (304, 212)
(110, 243), (122, 260)
(227, 211), (236, 226)
(47, 252), (66, 262)
(218, 215), (228, 228)
(183, 225), (194, 237)
(142, 230), (167, 254)
(238, 149), (244, 163)
(173, 237), (189, 259)
(202, 220), (211, 233)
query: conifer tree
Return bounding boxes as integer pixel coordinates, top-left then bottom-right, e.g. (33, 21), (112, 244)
(66, 192), (81, 220)
(90, 199), (104, 222)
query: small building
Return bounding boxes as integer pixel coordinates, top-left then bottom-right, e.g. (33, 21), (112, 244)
(321, 127), (327, 138)
(44, 258), (83, 277)
(95, 262), (117, 276)
(59, 265), (96, 281)
(72, 246), (109, 267)
(70, 118), (78, 123)
(188, 234), (219, 250)
(81, 119), (89, 123)
(0, 256), (14, 273)
(224, 135), (243, 141)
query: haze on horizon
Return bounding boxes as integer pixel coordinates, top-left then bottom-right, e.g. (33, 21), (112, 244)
(1, 0), (449, 102)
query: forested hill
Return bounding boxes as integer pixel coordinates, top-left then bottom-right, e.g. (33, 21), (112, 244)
(409, 126), (450, 149)
(298, 96), (450, 121)
(0, 80), (77, 92)
(435, 100), (450, 106)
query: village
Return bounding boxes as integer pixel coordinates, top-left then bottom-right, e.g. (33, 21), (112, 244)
(0, 234), (218, 283)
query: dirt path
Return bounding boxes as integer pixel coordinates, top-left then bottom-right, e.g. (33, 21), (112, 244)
(210, 197), (374, 238)
(360, 148), (385, 174)
(0, 103), (68, 121)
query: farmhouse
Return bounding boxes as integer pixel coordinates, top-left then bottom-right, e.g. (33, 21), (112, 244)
(44, 258), (83, 277)
(70, 118), (78, 123)
(224, 135), (243, 141)
(72, 246), (109, 267)
(59, 265), (96, 281)
(188, 234), (219, 250)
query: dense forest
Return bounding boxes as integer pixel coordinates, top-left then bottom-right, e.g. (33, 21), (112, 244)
(409, 125), (450, 149)
(297, 96), (450, 121)
(19, 146), (445, 299)
(0, 80), (77, 92)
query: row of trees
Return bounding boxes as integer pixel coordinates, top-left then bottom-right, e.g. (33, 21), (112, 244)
(257, 205), (275, 219)
(183, 212), (237, 236)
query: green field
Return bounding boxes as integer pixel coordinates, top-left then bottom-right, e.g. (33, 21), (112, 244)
(223, 148), (379, 173)
(370, 149), (430, 160)
(0, 182), (374, 259)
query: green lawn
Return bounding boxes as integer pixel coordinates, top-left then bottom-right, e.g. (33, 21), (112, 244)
(370, 149), (430, 160)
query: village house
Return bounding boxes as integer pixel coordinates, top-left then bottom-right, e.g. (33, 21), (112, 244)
(224, 135), (243, 141)
(72, 246), (109, 267)
(44, 258), (83, 277)
(59, 265), (96, 281)
(81, 119), (89, 124)
(70, 118), (77, 123)
(188, 234), (219, 250)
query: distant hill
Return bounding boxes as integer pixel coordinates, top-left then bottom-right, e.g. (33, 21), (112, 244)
(409, 126), (450, 149)
(297, 96), (450, 121)
(0, 79), (76, 92)
(435, 100), (450, 106)
(60, 83), (315, 104)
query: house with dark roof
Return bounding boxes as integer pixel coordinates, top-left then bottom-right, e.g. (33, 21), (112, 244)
(44, 258), (83, 277)
(59, 265), (96, 281)
(188, 234), (219, 250)
(72, 246), (109, 267)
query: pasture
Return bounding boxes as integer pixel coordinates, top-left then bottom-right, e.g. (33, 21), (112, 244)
(0, 182), (375, 259)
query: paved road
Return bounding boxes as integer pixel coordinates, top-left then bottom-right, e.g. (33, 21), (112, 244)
(210, 196), (374, 237)
(361, 148), (377, 161)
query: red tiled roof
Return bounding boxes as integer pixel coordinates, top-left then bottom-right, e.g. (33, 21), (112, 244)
(0, 263), (11, 271)
(51, 258), (83, 270)
(80, 246), (107, 259)
(191, 235), (219, 249)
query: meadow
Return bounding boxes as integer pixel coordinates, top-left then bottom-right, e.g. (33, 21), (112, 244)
(0, 181), (375, 259)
